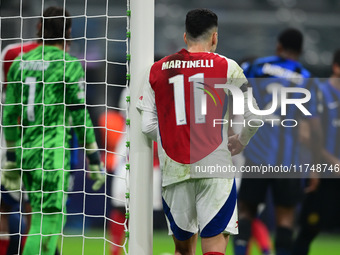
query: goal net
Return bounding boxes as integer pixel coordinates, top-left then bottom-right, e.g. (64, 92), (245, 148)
(0, 0), (153, 254)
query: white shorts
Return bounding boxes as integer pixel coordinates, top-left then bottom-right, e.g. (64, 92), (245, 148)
(162, 178), (238, 241)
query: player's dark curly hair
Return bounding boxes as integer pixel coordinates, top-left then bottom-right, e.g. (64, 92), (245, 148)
(37, 6), (72, 45)
(185, 9), (218, 40)
(278, 28), (303, 54)
(333, 49), (340, 66)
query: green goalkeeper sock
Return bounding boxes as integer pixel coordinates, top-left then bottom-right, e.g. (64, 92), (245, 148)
(23, 213), (64, 255)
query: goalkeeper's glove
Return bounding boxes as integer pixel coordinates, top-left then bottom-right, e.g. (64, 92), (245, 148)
(86, 142), (105, 191)
(1, 150), (21, 190)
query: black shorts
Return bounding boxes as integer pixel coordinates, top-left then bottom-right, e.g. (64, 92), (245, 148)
(238, 161), (303, 207)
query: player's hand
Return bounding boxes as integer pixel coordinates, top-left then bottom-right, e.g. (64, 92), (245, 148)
(228, 134), (245, 156)
(1, 161), (21, 190)
(88, 162), (105, 191)
(85, 142), (105, 191)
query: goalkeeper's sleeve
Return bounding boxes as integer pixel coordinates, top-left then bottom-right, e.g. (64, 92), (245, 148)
(3, 82), (22, 145)
(1, 148), (21, 190)
(64, 59), (95, 145)
(67, 107), (104, 191)
(2, 82), (22, 190)
(65, 61), (105, 190)
(69, 107), (96, 145)
(68, 107), (104, 191)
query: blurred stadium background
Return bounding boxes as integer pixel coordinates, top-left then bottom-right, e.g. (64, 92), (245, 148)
(2, 0), (340, 77)
(1, 0), (340, 254)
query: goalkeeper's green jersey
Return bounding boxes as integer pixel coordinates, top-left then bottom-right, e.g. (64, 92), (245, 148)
(3, 45), (95, 169)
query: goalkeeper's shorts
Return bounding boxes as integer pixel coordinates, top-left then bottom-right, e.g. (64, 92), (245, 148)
(162, 177), (238, 241)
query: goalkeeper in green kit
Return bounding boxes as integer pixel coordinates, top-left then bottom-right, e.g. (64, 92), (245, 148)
(1, 6), (105, 255)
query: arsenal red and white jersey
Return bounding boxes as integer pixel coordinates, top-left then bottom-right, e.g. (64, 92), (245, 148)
(138, 48), (247, 186)
(1, 41), (39, 83)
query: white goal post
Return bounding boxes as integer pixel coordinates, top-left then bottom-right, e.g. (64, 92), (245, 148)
(128, 0), (154, 254)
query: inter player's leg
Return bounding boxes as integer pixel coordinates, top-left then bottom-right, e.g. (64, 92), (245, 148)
(273, 179), (302, 255)
(233, 200), (257, 255)
(292, 178), (336, 255)
(292, 190), (321, 255)
(233, 177), (268, 255)
(274, 206), (295, 255)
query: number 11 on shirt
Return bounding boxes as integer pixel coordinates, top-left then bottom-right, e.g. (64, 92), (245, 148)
(169, 73), (206, 126)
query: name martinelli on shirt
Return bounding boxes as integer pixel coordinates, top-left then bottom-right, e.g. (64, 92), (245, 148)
(162, 59), (214, 70)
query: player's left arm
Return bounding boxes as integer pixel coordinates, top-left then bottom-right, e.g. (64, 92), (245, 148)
(226, 59), (261, 156)
(66, 76), (96, 146)
(3, 83), (21, 144)
(137, 67), (158, 141)
(65, 60), (104, 191)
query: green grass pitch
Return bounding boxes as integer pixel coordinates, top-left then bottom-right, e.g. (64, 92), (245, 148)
(58, 230), (340, 254)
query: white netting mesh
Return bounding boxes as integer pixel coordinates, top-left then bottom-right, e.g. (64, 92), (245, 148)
(0, 0), (130, 254)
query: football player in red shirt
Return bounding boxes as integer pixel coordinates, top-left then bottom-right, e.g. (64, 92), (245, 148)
(137, 9), (260, 255)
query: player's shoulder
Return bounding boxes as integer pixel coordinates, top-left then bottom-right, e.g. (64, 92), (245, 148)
(251, 55), (311, 77)
(213, 54), (243, 75)
(150, 49), (184, 74)
(63, 52), (83, 68)
(222, 56), (240, 68)
(281, 57), (311, 78)
(203, 51), (234, 67)
(297, 64), (311, 78)
(39, 45), (76, 61)
(151, 54), (170, 70)
(62, 53), (84, 79)
(246, 55), (290, 72)
(251, 55), (281, 67)
(64, 51), (80, 61)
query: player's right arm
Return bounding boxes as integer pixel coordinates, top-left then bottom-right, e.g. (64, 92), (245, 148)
(1, 69), (22, 190)
(3, 81), (22, 145)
